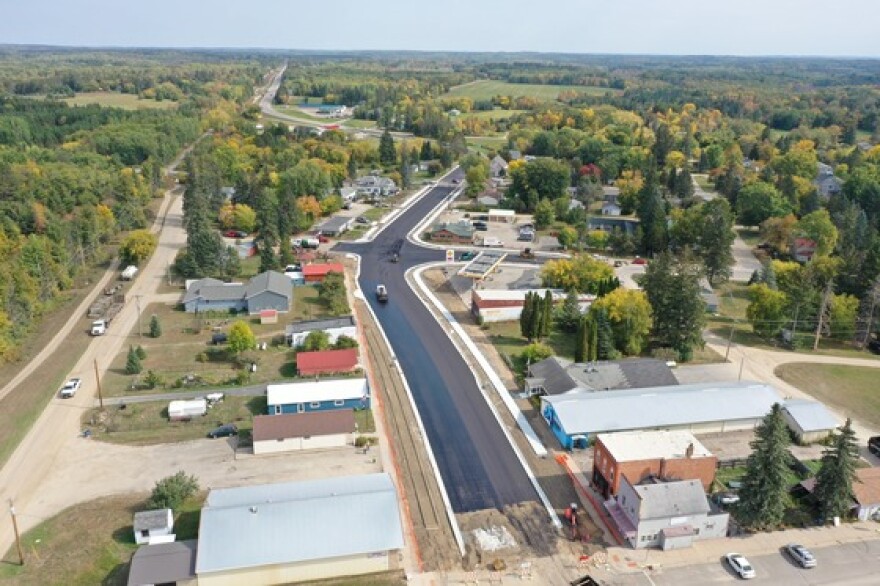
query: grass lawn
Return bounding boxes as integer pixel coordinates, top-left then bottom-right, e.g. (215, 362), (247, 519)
(343, 118), (378, 129)
(83, 395), (267, 446)
(273, 104), (330, 122)
(62, 92), (179, 110)
(483, 320), (576, 373)
(776, 363), (880, 429)
(467, 135), (507, 154)
(693, 173), (715, 192)
(459, 109), (526, 121)
(443, 80), (616, 101)
(101, 290), (339, 396)
(354, 408), (376, 434)
(0, 492), (203, 585)
(736, 227), (762, 247)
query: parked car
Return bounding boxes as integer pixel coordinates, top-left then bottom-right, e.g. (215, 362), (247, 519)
(725, 553), (756, 579)
(784, 544), (817, 568)
(355, 216), (371, 225)
(316, 234), (330, 243)
(376, 284), (388, 303)
(613, 260), (624, 267)
(284, 264), (301, 273)
(517, 231), (535, 242)
(868, 435), (880, 456)
(224, 230), (248, 238)
(868, 338), (880, 355)
(460, 251), (477, 261)
(208, 424), (238, 439)
(472, 221), (488, 231)
(632, 256), (648, 265)
(60, 377), (82, 399)
(211, 332), (228, 345)
(715, 492), (740, 506)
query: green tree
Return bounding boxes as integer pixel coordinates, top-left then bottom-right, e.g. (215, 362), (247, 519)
(637, 176), (668, 256)
(541, 255), (614, 293)
(557, 290), (583, 333)
(136, 345), (147, 360)
(227, 320), (257, 354)
(796, 209), (839, 257)
(465, 163), (489, 197)
(593, 306), (618, 360)
(302, 330), (331, 351)
(591, 288), (653, 355)
(557, 225), (579, 249)
(737, 404), (791, 531)
(125, 345), (142, 375)
(379, 128), (396, 166)
(533, 199), (556, 230)
(148, 471), (199, 511)
(746, 284), (790, 338)
(149, 314), (162, 338)
(641, 252), (706, 361)
(736, 182), (792, 228)
(520, 291), (536, 341)
(700, 198), (736, 285)
(574, 315), (590, 362)
(334, 335), (358, 350)
(508, 158), (570, 211)
(347, 155), (358, 181)
(813, 419), (859, 522)
(520, 342), (553, 366)
(541, 290), (553, 339)
(318, 272), (349, 315)
(120, 229), (158, 266)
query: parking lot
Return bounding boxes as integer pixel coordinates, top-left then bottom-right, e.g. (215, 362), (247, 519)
(429, 209), (562, 251)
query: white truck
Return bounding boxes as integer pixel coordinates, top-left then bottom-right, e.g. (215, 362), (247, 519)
(90, 319), (107, 336)
(121, 265), (138, 280)
(480, 236), (504, 248)
(376, 284), (388, 303)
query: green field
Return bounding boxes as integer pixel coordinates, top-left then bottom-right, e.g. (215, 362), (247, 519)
(62, 92), (179, 110)
(443, 80), (616, 102)
(776, 363), (880, 429)
(343, 118), (378, 129)
(467, 135), (507, 154)
(459, 109), (526, 121)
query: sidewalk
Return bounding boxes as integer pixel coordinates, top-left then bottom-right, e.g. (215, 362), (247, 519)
(604, 521), (880, 575)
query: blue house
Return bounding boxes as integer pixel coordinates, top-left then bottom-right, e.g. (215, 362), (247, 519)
(266, 378), (370, 415)
(182, 271), (292, 314)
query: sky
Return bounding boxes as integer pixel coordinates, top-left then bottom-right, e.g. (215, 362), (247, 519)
(1, 0), (879, 57)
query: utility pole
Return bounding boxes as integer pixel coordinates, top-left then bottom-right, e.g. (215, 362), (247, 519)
(813, 279), (834, 351)
(724, 323), (736, 361)
(9, 499), (24, 565)
(94, 358), (104, 410)
(135, 295), (143, 338)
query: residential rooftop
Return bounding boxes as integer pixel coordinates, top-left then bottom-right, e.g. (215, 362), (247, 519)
(598, 430), (712, 462)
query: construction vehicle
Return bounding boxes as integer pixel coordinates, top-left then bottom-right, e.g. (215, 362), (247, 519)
(519, 247), (535, 259)
(376, 284), (389, 303)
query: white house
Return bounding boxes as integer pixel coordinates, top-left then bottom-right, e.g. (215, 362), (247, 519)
(602, 202), (622, 216)
(266, 378), (370, 414)
(195, 474), (404, 585)
(286, 316), (357, 347)
(133, 509), (174, 545)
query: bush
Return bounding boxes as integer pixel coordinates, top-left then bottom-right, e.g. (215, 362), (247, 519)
(136, 345), (147, 360)
(143, 370), (163, 389)
(148, 471), (199, 511)
(520, 342), (553, 364)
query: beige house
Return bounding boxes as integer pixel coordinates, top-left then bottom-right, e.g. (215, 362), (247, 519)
(252, 410), (356, 455)
(196, 473), (404, 585)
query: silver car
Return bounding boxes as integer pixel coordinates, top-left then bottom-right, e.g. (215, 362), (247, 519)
(785, 543), (817, 568)
(726, 553), (756, 579)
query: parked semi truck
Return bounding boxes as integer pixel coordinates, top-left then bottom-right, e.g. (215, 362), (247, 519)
(87, 291), (125, 335)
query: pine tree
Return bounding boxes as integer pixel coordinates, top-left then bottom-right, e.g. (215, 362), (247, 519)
(675, 168), (695, 199)
(541, 290), (553, 339)
(594, 307), (617, 360)
(588, 314), (599, 362)
(125, 345), (142, 375)
(814, 419), (859, 522)
(136, 345), (147, 360)
(574, 316), (588, 363)
(347, 156), (358, 181)
(520, 292), (535, 340)
(737, 404), (790, 531)
(557, 290), (582, 333)
(379, 128), (397, 166)
(149, 314), (162, 338)
(420, 140), (433, 161)
(531, 294), (544, 341)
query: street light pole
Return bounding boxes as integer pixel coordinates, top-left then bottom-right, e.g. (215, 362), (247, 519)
(135, 295), (143, 338)
(9, 499), (24, 565)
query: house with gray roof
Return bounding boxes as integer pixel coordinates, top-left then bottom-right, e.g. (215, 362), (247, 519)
(195, 473), (403, 584)
(183, 271), (291, 314)
(606, 477), (728, 549)
(317, 215), (354, 237)
(133, 508), (174, 545)
(525, 356), (677, 396)
(356, 175), (398, 197)
(127, 540), (197, 586)
(814, 162), (843, 198)
(286, 315), (357, 346)
(490, 155), (509, 178)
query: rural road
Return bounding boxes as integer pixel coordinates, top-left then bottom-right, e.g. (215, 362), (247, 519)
(0, 145), (195, 556)
(336, 175), (541, 513)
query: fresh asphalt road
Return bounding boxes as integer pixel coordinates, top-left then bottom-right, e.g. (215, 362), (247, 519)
(336, 178), (540, 513)
(607, 540), (880, 585)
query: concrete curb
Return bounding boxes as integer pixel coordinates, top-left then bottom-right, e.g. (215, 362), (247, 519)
(410, 263), (563, 530)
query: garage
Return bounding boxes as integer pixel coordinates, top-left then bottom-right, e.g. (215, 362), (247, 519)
(252, 410), (356, 455)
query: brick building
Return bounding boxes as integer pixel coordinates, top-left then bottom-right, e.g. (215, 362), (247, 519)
(592, 430), (717, 498)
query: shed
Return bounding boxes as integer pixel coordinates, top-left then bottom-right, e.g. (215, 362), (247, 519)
(601, 203), (622, 216)
(195, 473), (404, 585)
(296, 348), (360, 376)
(286, 315), (356, 347)
(127, 540), (197, 586)
(782, 399), (839, 444)
(252, 410), (356, 455)
(302, 263), (345, 283)
(259, 309), (278, 325)
(317, 216), (354, 237)
(488, 209), (516, 223)
(168, 399), (207, 422)
(267, 378), (369, 414)
(133, 508), (174, 545)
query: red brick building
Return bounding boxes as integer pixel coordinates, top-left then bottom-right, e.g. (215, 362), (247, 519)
(301, 263), (345, 283)
(296, 348), (359, 376)
(592, 430), (717, 498)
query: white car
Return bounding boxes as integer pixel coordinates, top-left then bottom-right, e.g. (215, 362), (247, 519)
(785, 543), (817, 568)
(60, 377), (82, 399)
(726, 553), (756, 579)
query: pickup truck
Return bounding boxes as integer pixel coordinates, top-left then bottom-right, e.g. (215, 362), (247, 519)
(376, 284), (389, 303)
(60, 377), (82, 398)
(90, 319), (107, 336)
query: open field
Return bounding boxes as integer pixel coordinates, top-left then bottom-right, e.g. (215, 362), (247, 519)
(343, 118), (378, 129)
(443, 80), (616, 101)
(62, 92), (179, 110)
(273, 104), (330, 122)
(459, 108), (526, 121)
(0, 493), (202, 585)
(467, 135), (507, 154)
(776, 362), (880, 429)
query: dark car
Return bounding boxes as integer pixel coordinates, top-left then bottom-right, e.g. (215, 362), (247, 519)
(868, 338), (880, 355)
(355, 216), (371, 225)
(211, 332), (228, 345)
(869, 436), (880, 456)
(472, 221), (488, 231)
(208, 424), (238, 439)
(460, 251), (477, 261)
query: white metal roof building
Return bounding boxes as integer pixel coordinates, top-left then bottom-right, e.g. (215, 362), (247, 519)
(196, 473), (404, 585)
(541, 381), (783, 449)
(266, 378), (369, 415)
(596, 430), (712, 462)
(782, 399), (839, 444)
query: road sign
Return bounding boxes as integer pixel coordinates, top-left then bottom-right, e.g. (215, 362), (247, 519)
(446, 249), (455, 263)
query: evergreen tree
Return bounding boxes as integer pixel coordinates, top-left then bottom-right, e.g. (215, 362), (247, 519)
(698, 150), (709, 173)
(520, 292), (535, 340)
(136, 345), (147, 360)
(675, 168), (695, 199)
(587, 314), (599, 362)
(347, 156), (358, 181)
(557, 290), (582, 332)
(125, 345), (142, 375)
(531, 294), (544, 341)
(541, 290), (554, 339)
(814, 419), (859, 522)
(700, 198), (736, 285)
(399, 142), (412, 189)
(420, 140), (433, 161)
(737, 404), (790, 531)
(574, 316), (589, 362)
(594, 307), (618, 360)
(379, 128), (397, 166)
(149, 314), (162, 338)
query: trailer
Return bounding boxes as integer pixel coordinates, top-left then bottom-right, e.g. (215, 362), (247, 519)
(121, 265), (139, 281)
(168, 399), (208, 421)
